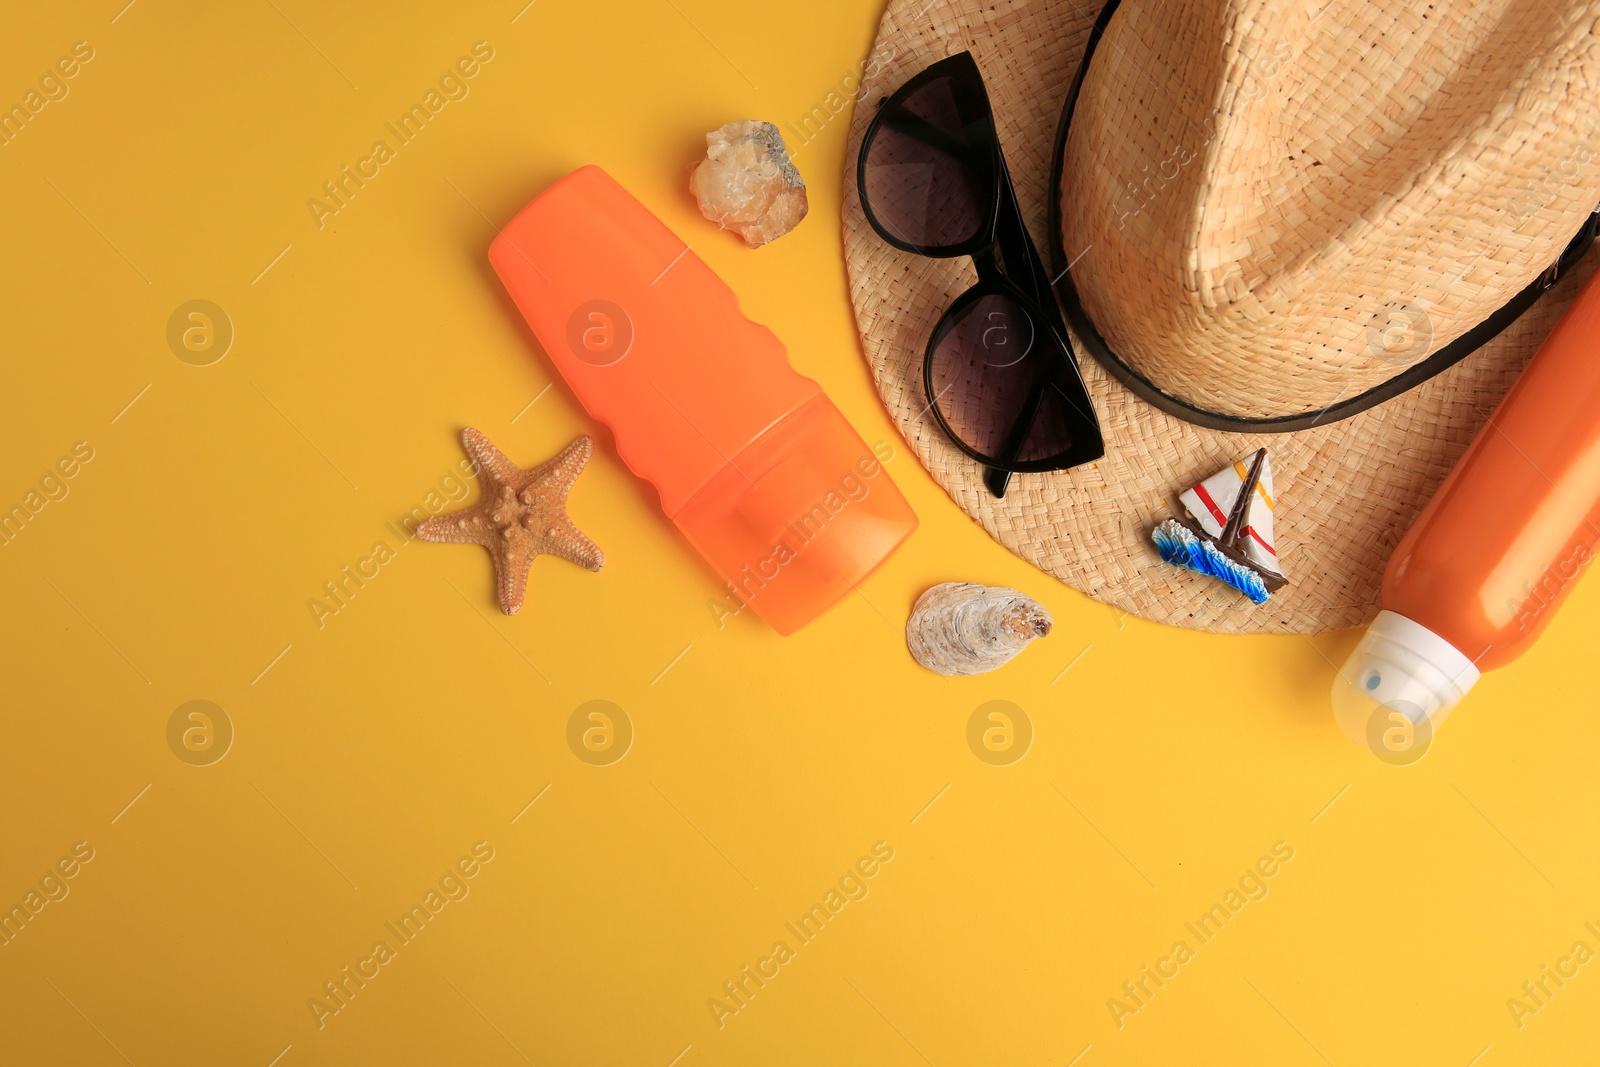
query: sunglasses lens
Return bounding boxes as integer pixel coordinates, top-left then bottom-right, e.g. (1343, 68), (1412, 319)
(862, 74), (990, 250)
(929, 293), (1078, 465)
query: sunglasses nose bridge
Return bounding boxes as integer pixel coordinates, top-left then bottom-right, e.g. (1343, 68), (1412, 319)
(971, 247), (1006, 286)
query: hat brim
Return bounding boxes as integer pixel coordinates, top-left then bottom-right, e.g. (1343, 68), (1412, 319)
(842, 0), (1600, 635)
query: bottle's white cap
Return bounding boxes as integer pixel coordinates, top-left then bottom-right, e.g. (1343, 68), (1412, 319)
(1332, 610), (1481, 758)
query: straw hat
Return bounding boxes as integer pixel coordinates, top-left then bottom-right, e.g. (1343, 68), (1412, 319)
(843, 0), (1600, 634)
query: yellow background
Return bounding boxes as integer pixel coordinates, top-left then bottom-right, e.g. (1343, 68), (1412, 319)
(3, 2), (1598, 1064)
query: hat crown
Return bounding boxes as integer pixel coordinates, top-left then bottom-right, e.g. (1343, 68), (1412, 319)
(1062, 0), (1600, 419)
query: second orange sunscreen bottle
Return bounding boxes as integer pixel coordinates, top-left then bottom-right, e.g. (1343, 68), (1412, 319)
(1334, 267), (1600, 752)
(489, 166), (918, 635)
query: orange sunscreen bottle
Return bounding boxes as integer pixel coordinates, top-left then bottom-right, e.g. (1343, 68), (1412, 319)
(1334, 267), (1600, 749)
(488, 165), (917, 635)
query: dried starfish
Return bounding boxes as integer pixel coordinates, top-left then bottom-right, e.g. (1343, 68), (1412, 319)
(417, 428), (603, 615)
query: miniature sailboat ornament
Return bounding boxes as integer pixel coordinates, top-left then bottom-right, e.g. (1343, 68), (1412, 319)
(1151, 449), (1288, 604)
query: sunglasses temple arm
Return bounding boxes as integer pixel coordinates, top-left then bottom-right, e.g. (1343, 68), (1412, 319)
(984, 464), (1014, 498)
(983, 378), (1048, 499)
(994, 163), (1056, 311)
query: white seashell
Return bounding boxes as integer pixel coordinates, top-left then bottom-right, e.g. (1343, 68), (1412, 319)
(906, 582), (1053, 676)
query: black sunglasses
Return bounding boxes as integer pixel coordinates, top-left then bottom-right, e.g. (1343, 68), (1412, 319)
(858, 51), (1103, 498)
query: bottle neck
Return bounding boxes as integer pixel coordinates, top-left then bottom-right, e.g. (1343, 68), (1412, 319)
(1332, 611), (1480, 750)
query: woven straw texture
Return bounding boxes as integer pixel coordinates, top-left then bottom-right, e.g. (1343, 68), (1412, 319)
(1064, 0), (1600, 418)
(842, 0), (1600, 635)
